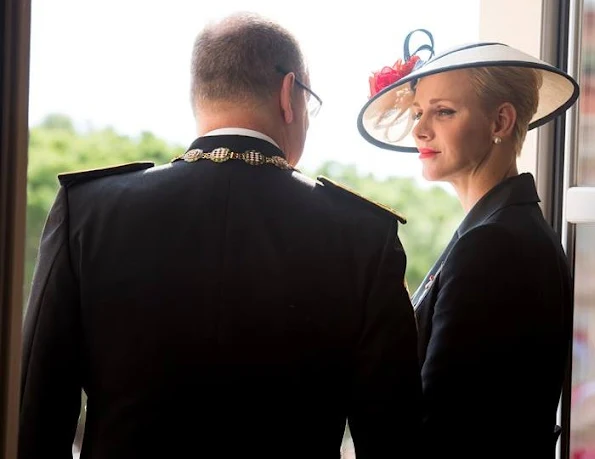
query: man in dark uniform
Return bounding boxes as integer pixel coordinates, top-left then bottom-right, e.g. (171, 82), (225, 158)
(19, 12), (421, 459)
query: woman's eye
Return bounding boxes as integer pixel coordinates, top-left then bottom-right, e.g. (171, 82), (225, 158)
(437, 109), (455, 116)
(412, 112), (422, 120)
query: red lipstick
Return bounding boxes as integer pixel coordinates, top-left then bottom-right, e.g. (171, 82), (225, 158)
(418, 148), (440, 159)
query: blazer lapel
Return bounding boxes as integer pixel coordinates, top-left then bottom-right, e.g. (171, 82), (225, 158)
(413, 232), (458, 363)
(413, 231), (459, 310)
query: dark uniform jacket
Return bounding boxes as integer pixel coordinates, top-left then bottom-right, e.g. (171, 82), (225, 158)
(19, 134), (421, 459)
(412, 173), (573, 458)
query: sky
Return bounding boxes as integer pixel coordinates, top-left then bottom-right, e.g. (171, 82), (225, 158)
(28, 0), (480, 180)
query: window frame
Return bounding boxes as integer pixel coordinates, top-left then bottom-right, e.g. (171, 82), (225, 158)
(0, 0), (31, 457)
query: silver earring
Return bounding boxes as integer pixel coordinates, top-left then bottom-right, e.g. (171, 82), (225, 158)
(493, 136), (502, 145)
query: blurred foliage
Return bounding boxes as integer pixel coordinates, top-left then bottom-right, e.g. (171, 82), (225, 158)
(25, 114), (464, 303)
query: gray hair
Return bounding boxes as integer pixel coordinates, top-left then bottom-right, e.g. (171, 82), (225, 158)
(191, 12), (306, 107)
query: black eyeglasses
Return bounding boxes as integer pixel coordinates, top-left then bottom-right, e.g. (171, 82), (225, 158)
(275, 65), (323, 117)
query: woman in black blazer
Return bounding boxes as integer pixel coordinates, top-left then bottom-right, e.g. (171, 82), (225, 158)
(357, 30), (579, 458)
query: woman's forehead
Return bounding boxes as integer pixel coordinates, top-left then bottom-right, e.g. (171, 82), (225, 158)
(414, 70), (475, 104)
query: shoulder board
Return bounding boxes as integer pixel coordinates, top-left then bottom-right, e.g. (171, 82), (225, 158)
(317, 175), (407, 224)
(58, 161), (154, 187)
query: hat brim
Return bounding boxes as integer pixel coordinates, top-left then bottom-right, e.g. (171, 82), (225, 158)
(357, 43), (580, 153)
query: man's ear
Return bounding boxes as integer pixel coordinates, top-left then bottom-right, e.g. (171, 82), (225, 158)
(492, 102), (517, 140)
(279, 72), (295, 124)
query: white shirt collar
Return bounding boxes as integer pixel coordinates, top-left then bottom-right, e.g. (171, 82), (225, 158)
(202, 128), (280, 149)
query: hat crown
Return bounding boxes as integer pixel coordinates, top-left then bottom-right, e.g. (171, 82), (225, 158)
(419, 42), (546, 72)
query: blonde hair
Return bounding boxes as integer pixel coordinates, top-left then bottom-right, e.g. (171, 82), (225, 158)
(466, 66), (543, 155)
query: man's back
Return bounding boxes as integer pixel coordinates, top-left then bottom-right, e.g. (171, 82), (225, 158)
(20, 136), (421, 458)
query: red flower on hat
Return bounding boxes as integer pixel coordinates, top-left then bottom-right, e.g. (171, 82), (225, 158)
(368, 55), (421, 98)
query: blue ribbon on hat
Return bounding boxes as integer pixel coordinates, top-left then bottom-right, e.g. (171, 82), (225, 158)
(404, 29), (435, 70)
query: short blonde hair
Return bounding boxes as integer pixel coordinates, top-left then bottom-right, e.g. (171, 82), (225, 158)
(466, 66), (543, 155)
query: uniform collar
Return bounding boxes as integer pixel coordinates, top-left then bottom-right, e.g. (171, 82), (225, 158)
(202, 128), (280, 149)
(186, 134), (287, 159)
(457, 173), (541, 236)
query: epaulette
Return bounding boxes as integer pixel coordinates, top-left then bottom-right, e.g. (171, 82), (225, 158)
(58, 161), (154, 187)
(317, 175), (407, 224)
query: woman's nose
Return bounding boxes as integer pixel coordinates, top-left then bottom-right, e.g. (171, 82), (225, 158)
(413, 114), (432, 141)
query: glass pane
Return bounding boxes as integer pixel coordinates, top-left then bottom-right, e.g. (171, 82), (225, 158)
(578, 5), (595, 186)
(570, 223), (595, 458)
(571, 3), (595, 456)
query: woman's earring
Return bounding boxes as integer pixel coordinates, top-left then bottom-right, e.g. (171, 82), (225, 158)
(493, 136), (502, 145)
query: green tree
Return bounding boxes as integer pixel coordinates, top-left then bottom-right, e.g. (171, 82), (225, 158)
(39, 113), (76, 131)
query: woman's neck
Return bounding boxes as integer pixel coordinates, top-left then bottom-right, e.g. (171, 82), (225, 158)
(451, 162), (519, 213)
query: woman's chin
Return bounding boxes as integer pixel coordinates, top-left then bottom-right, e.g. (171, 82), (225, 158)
(421, 167), (442, 182)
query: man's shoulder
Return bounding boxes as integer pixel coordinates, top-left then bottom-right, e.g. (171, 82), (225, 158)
(58, 161), (155, 188)
(315, 175), (407, 224)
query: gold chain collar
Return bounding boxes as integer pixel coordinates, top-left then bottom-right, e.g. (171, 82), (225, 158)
(172, 147), (296, 171)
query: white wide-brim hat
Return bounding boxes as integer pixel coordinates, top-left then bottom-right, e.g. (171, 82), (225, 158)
(357, 38), (580, 153)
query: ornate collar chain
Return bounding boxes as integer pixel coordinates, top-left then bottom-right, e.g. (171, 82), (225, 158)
(172, 147), (296, 171)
